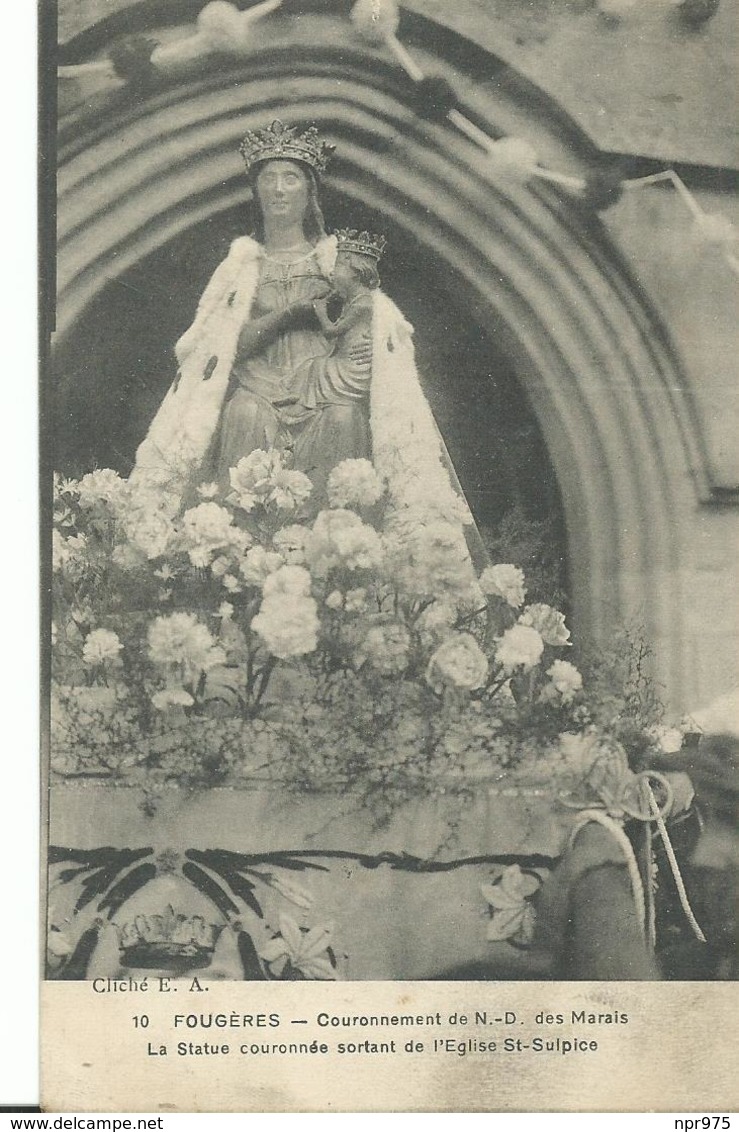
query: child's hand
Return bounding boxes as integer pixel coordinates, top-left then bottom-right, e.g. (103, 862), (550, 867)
(285, 299), (318, 324)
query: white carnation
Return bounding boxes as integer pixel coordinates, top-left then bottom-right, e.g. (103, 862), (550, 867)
(228, 449), (312, 513)
(519, 603), (571, 646)
(426, 633), (489, 693)
(344, 587), (368, 614)
(122, 507), (173, 560)
(151, 688), (194, 711)
(239, 546), (284, 587)
(76, 468), (129, 511)
(542, 659), (583, 704)
(272, 524), (311, 565)
(479, 564), (527, 609)
(305, 509), (382, 575)
(180, 502), (237, 568)
(495, 624), (544, 673)
(251, 594), (320, 659)
(263, 565), (312, 598)
(383, 516), (475, 599)
(228, 448), (281, 511)
(356, 621), (411, 676)
(82, 628), (123, 666)
(266, 469), (313, 511)
(326, 459), (384, 509)
(147, 613), (226, 678)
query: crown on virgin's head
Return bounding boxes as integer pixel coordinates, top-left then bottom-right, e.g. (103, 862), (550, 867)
(239, 119), (335, 177)
(335, 228), (387, 261)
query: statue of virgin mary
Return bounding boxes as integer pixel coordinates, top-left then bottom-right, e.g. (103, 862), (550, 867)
(131, 119), (487, 581)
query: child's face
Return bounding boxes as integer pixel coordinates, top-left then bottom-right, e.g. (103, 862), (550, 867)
(332, 254), (357, 297)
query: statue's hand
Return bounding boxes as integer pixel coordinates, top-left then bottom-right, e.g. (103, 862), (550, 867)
(349, 333), (373, 369)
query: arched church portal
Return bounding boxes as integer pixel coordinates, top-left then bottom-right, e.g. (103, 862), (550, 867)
(53, 8), (708, 711)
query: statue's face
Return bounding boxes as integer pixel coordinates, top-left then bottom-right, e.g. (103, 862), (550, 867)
(255, 159), (310, 226)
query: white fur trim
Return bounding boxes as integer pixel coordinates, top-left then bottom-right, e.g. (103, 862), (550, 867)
(131, 237), (262, 493)
(370, 290), (478, 585)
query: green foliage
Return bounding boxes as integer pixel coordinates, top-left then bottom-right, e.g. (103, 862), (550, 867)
(575, 624), (665, 768)
(482, 503), (568, 610)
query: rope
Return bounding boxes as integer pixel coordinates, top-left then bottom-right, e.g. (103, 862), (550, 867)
(644, 820), (657, 949)
(563, 765), (709, 948)
(646, 783), (707, 943)
(566, 767), (706, 946)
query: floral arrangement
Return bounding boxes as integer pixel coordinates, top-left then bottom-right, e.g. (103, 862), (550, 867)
(51, 453), (665, 817)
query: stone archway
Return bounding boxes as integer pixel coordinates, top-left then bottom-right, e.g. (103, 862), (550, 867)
(54, 19), (709, 711)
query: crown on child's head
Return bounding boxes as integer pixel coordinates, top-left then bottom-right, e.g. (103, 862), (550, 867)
(334, 228), (387, 261)
(239, 119), (335, 177)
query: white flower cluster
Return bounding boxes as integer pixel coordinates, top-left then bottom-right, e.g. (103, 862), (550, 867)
(272, 524), (311, 565)
(179, 501), (248, 569)
(325, 587), (368, 614)
(82, 629), (123, 668)
(485, 600), (576, 684)
(147, 612), (226, 680)
(304, 509), (382, 575)
(383, 515), (476, 600)
(263, 565), (312, 599)
(519, 603), (571, 646)
(151, 688), (194, 712)
(122, 506), (174, 561)
(52, 446), (592, 787)
(118, 478), (181, 562)
(239, 546), (284, 587)
(326, 459), (384, 510)
(541, 660), (583, 704)
(228, 449), (312, 513)
(479, 564), (526, 609)
(252, 599), (320, 661)
(53, 530), (87, 574)
(426, 633), (489, 694)
(250, 565), (319, 660)
(76, 468), (129, 512)
(356, 620), (411, 676)
(495, 624), (544, 673)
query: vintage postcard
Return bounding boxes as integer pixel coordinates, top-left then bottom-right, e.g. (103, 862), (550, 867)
(41, 0), (738, 1114)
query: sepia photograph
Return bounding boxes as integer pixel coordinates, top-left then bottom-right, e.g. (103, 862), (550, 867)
(41, 0), (738, 1112)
